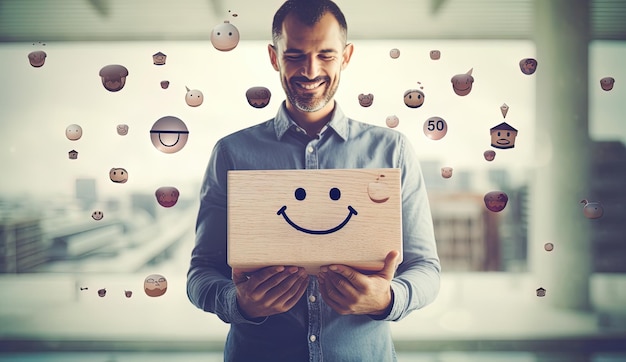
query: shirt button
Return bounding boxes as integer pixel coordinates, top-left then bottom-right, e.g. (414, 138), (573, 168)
(307, 146), (314, 153)
(309, 335), (317, 342)
(309, 295), (317, 303)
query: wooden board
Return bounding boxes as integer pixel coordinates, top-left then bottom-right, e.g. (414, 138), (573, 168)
(227, 168), (402, 274)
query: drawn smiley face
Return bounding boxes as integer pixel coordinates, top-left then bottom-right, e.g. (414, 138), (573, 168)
(276, 187), (357, 235)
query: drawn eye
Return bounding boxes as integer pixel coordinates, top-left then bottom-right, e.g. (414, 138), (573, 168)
(295, 187), (306, 201)
(329, 187), (341, 201)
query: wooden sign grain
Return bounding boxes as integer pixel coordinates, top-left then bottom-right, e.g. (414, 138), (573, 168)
(227, 168), (402, 274)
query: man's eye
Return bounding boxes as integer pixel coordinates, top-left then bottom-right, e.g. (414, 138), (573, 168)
(320, 55), (335, 61)
(285, 55), (303, 61)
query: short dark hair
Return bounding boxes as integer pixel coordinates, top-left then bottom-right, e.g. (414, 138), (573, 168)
(272, 0), (348, 45)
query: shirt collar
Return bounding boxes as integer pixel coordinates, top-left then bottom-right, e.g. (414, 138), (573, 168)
(274, 101), (349, 141)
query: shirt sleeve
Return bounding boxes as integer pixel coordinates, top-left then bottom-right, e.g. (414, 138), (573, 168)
(379, 134), (441, 322)
(186, 140), (266, 325)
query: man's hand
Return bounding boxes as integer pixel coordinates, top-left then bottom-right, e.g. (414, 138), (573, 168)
(232, 266), (309, 320)
(317, 250), (400, 316)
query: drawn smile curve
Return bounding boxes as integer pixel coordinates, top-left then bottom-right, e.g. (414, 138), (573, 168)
(276, 205), (358, 235)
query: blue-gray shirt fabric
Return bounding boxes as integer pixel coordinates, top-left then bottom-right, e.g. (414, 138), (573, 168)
(187, 102), (440, 362)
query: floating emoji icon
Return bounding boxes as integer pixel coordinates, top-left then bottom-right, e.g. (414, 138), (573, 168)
(149, 116), (189, 154)
(160, 80), (170, 89)
(117, 124), (129, 136)
(99, 64), (129, 92)
(109, 168), (128, 183)
(580, 199), (603, 219)
(144, 274), (167, 297)
(185, 87), (204, 107)
(484, 191), (508, 212)
(451, 68), (474, 96)
(28, 50), (47, 68)
(600, 77), (615, 91)
(536, 287), (546, 297)
(404, 89), (425, 108)
(152, 51), (166, 65)
(441, 167), (453, 179)
(519, 58), (538, 75)
(544, 242), (554, 252)
(66, 124), (83, 141)
(429, 50), (441, 60)
(500, 103), (509, 118)
(91, 210), (104, 221)
(385, 115), (399, 128)
(358, 93), (374, 107)
(483, 150), (496, 161)
(490, 122), (518, 149)
(246, 86), (271, 108)
(389, 48), (400, 59)
(211, 20), (240, 51)
(125, 290), (133, 298)
(155, 186), (180, 208)
(423, 116), (447, 140)
(98, 288), (106, 297)
(68, 150), (78, 160)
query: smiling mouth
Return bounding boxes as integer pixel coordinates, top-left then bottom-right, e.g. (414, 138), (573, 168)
(496, 139), (510, 144)
(276, 205), (357, 235)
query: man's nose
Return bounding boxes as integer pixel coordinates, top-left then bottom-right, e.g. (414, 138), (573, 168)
(300, 55), (320, 79)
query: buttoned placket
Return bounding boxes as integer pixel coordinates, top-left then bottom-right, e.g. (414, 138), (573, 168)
(305, 136), (320, 169)
(307, 277), (322, 361)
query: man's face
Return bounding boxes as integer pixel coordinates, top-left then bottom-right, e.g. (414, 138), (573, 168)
(269, 12), (352, 114)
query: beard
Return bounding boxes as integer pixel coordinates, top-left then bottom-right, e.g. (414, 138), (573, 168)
(283, 75), (338, 113)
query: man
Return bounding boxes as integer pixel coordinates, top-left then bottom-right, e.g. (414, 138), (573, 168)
(186, 0), (440, 360)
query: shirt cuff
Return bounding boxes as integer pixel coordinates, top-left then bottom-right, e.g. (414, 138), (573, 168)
(226, 285), (268, 325)
(368, 287), (395, 321)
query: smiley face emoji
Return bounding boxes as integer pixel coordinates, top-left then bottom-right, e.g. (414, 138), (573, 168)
(483, 149), (496, 161)
(385, 115), (399, 128)
(144, 274), (167, 297)
(404, 89), (425, 108)
(389, 48), (400, 59)
(277, 187), (358, 235)
(210, 20), (240, 51)
(429, 50), (441, 60)
(149, 116), (189, 154)
(28, 50), (47, 67)
(155, 186), (180, 208)
(99, 64), (129, 92)
(451, 68), (474, 96)
(66, 124), (83, 141)
(185, 87), (204, 107)
(490, 122), (518, 149)
(441, 167), (453, 179)
(484, 191), (508, 212)
(91, 210), (104, 221)
(109, 168), (128, 183)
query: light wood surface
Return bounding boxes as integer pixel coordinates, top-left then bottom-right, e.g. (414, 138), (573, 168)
(227, 168), (402, 274)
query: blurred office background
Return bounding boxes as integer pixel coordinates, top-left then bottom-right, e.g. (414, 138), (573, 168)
(1, 0), (625, 361)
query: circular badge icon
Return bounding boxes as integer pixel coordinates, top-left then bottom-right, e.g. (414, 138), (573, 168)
(423, 117), (448, 140)
(149, 116), (189, 154)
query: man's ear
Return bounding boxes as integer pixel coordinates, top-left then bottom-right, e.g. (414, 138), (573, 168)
(268, 44), (280, 72)
(341, 43), (354, 70)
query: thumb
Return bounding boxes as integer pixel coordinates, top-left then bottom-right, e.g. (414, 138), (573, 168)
(379, 250), (400, 281)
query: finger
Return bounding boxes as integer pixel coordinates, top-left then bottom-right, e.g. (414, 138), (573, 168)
(379, 250), (401, 281)
(276, 274), (309, 308)
(318, 277), (349, 314)
(263, 269), (307, 303)
(322, 264), (367, 291)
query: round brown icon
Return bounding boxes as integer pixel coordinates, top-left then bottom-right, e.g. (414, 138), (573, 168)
(144, 274), (167, 297)
(544, 242), (554, 252)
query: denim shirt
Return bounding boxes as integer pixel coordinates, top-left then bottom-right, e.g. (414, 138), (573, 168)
(187, 101), (440, 362)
